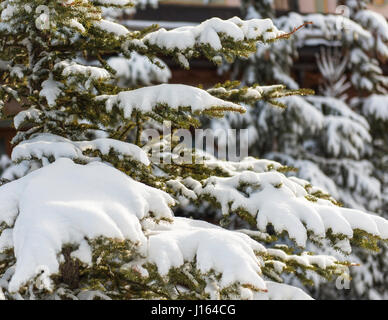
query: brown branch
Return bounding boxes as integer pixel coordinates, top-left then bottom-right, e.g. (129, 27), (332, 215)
(276, 21), (313, 40)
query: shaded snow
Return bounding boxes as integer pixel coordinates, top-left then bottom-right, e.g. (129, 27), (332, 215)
(108, 53), (171, 86)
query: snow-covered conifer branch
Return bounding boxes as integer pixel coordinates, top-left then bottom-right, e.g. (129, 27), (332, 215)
(96, 84), (246, 123)
(136, 17), (286, 68)
(9, 133), (155, 183)
(157, 150), (388, 252)
(169, 167), (388, 251)
(1, 0), (388, 300)
(0, 159), (174, 294)
(207, 81), (314, 108)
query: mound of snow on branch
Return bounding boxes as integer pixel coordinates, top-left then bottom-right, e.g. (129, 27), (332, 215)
(143, 16), (284, 52)
(145, 217), (267, 291)
(0, 159), (174, 292)
(11, 133), (150, 166)
(98, 84), (245, 117)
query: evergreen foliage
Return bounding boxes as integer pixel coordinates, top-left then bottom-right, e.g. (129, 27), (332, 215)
(217, 0), (388, 299)
(0, 0), (387, 300)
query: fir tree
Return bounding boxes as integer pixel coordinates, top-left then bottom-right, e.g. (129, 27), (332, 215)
(220, 0), (388, 299)
(0, 0), (388, 300)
